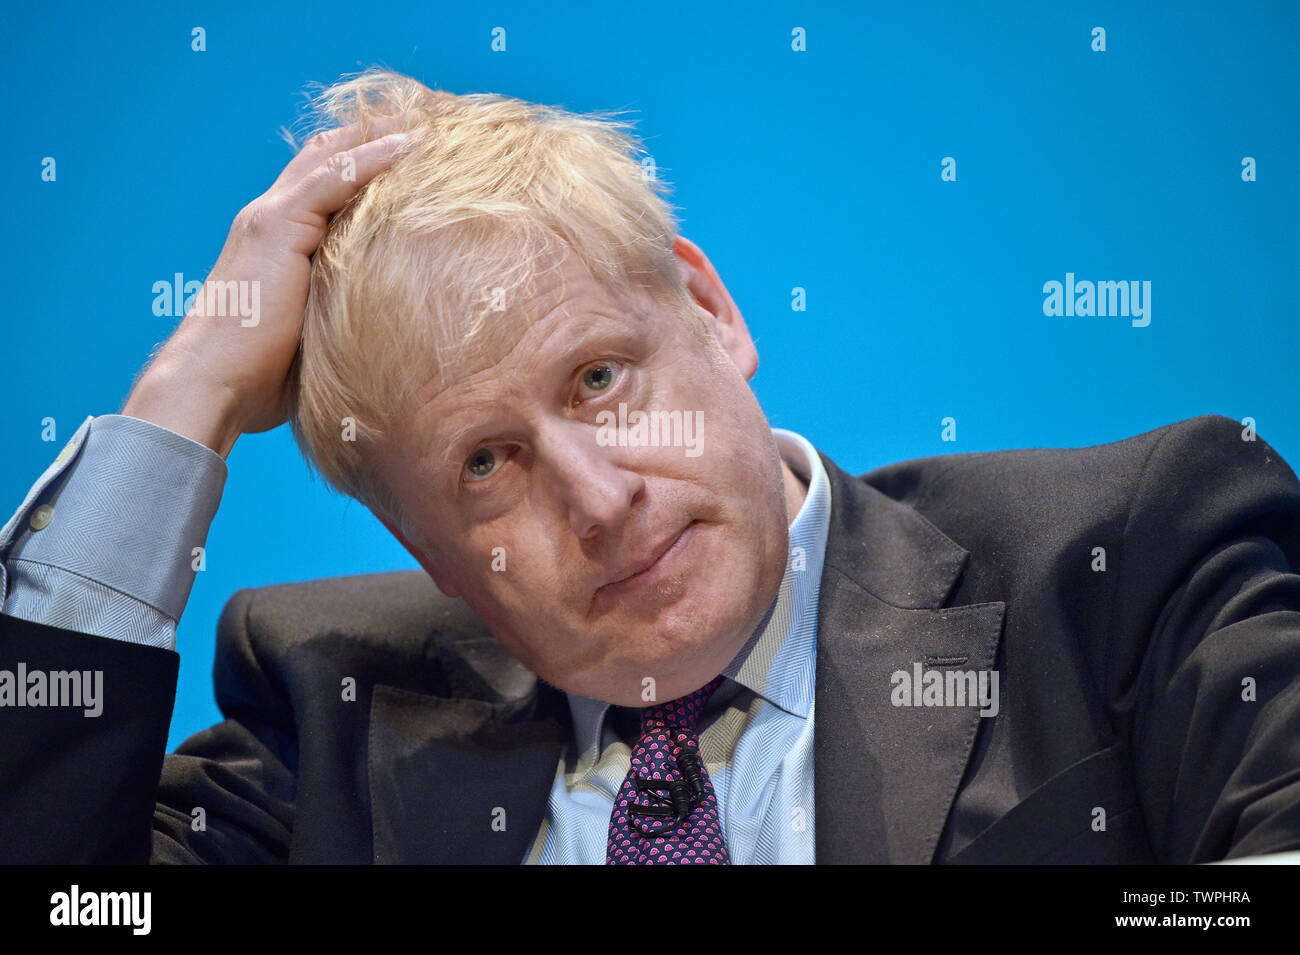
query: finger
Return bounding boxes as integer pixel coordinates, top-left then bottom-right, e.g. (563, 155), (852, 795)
(272, 111), (421, 191)
(286, 132), (417, 222)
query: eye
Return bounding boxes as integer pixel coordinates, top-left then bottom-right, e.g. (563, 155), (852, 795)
(463, 446), (505, 483)
(576, 360), (620, 400)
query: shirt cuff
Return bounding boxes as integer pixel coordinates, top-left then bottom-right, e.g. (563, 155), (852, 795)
(0, 414), (227, 647)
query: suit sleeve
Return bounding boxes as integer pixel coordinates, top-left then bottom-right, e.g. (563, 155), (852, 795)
(150, 586), (297, 863)
(0, 410), (299, 861)
(1115, 415), (1300, 862)
(0, 591), (298, 863)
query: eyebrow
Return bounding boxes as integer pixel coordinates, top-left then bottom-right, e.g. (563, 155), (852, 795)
(439, 419), (486, 465)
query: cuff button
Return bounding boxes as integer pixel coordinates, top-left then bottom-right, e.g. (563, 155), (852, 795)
(30, 504), (53, 531)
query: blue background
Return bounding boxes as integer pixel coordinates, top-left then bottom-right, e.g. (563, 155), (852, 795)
(3, 1), (1297, 749)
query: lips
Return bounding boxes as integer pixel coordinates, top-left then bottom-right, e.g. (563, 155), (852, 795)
(600, 521), (695, 592)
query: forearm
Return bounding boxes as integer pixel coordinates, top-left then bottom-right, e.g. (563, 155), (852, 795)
(121, 347), (246, 460)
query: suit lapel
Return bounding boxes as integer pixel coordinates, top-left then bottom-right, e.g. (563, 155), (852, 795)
(367, 653), (570, 865)
(814, 453), (1006, 863)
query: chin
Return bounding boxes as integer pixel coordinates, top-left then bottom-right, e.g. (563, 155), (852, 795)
(524, 600), (753, 706)
(629, 593), (762, 691)
(498, 521), (785, 704)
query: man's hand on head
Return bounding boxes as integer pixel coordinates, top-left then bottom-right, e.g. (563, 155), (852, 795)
(121, 115), (417, 458)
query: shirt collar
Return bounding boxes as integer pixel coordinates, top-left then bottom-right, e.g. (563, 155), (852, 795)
(565, 428), (832, 755)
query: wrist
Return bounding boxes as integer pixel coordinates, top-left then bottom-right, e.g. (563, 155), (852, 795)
(121, 355), (244, 459)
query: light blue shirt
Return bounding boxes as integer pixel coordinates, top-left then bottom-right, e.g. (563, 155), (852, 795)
(0, 414), (226, 648)
(526, 429), (832, 864)
(0, 416), (831, 865)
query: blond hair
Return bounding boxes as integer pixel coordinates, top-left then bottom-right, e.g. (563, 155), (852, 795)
(284, 68), (694, 551)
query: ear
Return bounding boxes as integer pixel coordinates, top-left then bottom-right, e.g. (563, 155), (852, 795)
(673, 235), (758, 380)
(376, 513), (462, 599)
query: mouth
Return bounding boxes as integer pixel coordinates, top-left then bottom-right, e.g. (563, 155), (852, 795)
(596, 520), (700, 600)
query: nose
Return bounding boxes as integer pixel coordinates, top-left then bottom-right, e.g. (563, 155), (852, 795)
(540, 420), (646, 539)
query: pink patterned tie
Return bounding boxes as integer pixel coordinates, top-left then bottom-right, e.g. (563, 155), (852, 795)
(606, 675), (730, 864)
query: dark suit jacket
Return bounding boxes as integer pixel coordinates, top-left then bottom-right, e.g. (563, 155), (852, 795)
(3, 414), (1300, 864)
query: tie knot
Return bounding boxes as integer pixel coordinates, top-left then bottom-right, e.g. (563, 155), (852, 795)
(640, 675), (725, 734)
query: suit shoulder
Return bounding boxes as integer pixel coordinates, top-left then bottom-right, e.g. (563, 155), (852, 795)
(861, 414), (1292, 505)
(217, 569), (483, 660)
(855, 415), (1299, 568)
(1110, 415), (1300, 569)
(858, 416), (1172, 515)
(211, 570), (515, 723)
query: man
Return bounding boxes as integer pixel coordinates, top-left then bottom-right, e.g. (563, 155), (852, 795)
(2, 70), (1299, 864)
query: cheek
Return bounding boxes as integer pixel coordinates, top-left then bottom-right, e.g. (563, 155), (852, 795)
(449, 522), (571, 613)
(691, 381), (779, 487)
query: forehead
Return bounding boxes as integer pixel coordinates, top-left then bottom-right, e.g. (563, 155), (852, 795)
(420, 244), (657, 400)
(388, 250), (665, 479)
